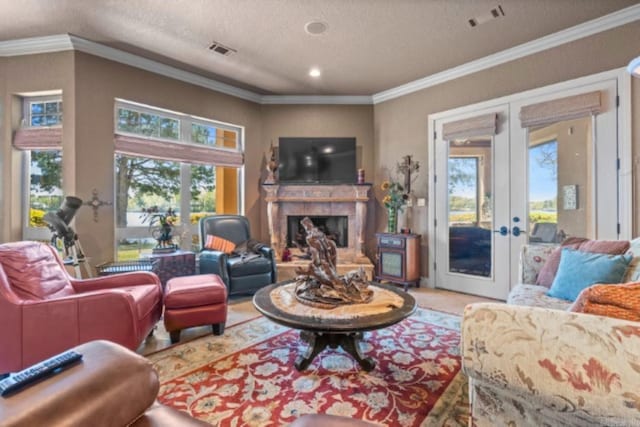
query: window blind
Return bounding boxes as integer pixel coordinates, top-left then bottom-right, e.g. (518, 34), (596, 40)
(442, 113), (497, 140)
(114, 134), (243, 167)
(519, 91), (602, 128)
(13, 127), (62, 150)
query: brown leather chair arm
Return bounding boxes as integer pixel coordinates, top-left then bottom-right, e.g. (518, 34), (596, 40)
(0, 340), (158, 427)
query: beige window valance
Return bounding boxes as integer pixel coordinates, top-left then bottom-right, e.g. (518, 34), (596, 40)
(13, 127), (62, 150)
(442, 113), (497, 140)
(519, 91), (602, 128)
(114, 134), (244, 167)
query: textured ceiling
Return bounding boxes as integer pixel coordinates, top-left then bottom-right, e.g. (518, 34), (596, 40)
(0, 0), (638, 95)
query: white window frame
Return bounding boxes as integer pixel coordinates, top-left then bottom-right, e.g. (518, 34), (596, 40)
(114, 99), (245, 258)
(21, 94), (64, 241)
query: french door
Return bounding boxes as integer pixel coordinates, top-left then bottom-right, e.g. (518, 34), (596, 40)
(433, 105), (511, 300)
(431, 76), (621, 300)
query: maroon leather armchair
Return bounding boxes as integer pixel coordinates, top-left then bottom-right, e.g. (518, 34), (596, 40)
(0, 241), (163, 374)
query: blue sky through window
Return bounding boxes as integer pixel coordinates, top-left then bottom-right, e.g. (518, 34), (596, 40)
(529, 140), (558, 202)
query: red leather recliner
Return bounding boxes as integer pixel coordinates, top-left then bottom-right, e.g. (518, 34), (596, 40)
(0, 241), (163, 374)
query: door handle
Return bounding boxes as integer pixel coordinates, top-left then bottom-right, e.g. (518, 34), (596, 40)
(512, 226), (527, 237)
(493, 226), (509, 236)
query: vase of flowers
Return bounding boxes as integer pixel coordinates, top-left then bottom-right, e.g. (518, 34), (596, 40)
(381, 181), (408, 233)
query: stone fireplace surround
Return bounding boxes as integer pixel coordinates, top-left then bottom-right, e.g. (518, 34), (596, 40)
(262, 184), (373, 277)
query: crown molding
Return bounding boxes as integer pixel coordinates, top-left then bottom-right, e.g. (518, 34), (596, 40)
(67, 35), (264, 103)
(260, 95), (373, 105)
(1, 3), (638, 106)
(372, 3), (640, 104)
(0, 34), (73, 56)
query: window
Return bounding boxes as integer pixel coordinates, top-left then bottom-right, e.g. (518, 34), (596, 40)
(29, 99), (63, 127)
(17, 95), (64, 241)
(191, 123), (238, 149)
(117, 107), (179, 140)
(448, 156), (479, 225)
(28, 151), (63, 229)
(114, 100), (243, 260)
(528, 139), (558, 227)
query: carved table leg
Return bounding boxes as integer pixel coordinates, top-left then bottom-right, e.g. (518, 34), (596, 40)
(295, 331), (330, 371)
(339, 332), (376, 372)
(295, 331), (375, 372)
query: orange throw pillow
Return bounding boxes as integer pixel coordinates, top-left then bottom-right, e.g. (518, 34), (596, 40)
(204, 235), (236, 254)
(569, 282), (640, 322)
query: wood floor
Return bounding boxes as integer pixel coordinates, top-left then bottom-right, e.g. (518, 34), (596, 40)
(139, 286), (500, 356)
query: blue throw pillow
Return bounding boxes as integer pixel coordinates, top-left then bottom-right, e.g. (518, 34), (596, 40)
(546, 248), (632, 301)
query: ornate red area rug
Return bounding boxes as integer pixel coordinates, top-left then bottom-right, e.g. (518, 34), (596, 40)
(148, 309), (468, 426)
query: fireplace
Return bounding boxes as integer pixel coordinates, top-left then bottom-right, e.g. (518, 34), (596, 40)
(263, 184), (371, 263)
(287, 215), (349, 248)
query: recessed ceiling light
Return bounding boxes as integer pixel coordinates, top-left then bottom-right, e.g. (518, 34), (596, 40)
(309, 68), (321, 78)
(305, 21), (328, 36)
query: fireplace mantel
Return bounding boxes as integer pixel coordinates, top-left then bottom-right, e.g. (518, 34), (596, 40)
(263, 184), (371, 263)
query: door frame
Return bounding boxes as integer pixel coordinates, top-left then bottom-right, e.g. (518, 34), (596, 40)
(432, 103), (511, 300)
(427, 67), (632, 291)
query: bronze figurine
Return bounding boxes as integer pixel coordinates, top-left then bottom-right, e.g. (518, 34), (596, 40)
(294, 217), (373, 308)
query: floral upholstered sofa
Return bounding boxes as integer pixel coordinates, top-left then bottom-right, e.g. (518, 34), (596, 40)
(461, 243), (640, 427)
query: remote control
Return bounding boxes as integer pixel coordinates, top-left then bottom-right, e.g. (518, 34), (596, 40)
(0, 350), (83, 397)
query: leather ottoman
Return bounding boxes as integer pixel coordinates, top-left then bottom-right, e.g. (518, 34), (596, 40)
(163, 274), (227, 343)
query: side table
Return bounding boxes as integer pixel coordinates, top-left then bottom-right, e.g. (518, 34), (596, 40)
(375, 233), (421, 291)
(146, 250), (196, 289)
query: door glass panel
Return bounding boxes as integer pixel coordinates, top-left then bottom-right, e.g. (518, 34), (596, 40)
(528, 116), (593, 244)
(448, 137), (493, 277)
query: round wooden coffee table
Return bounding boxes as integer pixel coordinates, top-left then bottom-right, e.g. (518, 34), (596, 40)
(253, 281), (416, 371)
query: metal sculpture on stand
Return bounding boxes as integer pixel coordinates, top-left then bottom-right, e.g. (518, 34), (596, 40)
(294, 217), (373, 308)
(140, 206), (178, 253)
(44, 196), (92, 278)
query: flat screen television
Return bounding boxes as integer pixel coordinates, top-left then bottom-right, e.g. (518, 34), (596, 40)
(278, 137), (357, 184)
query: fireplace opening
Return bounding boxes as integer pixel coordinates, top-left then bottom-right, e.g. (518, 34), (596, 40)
(287, 216), (348, 248)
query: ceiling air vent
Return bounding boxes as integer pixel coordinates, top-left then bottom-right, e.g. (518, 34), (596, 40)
(208, 41), (237, 56)
(468, 5), (505, 27)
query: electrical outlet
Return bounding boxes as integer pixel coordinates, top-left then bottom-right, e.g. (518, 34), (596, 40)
(417, 198), (426, 207)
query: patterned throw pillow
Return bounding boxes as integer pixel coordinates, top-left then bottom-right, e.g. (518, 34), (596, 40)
(546, 248), (632, 301)
(569, 282), (640, 322)
(535, 238), (629, 288)
(204, 235), (236, 253)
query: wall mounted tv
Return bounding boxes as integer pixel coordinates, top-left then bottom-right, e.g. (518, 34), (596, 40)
(278, 137), (357, 184)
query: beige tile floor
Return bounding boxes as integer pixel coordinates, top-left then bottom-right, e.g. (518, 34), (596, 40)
(139, 286), (500, 356)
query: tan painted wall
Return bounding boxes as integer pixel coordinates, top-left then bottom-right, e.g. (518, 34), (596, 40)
(373, 22), (640, 276)
(0, 52), (376, 266)
(72, 52), (264, 264)
(2, 21), (639, 272)
(260, 104), (375, 252)
(0, 52), (75, 242)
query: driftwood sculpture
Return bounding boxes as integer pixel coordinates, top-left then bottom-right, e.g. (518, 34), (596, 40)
(294, 217), (373, 308)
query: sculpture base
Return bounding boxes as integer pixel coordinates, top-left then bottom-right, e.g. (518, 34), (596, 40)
(276, 258), (374, 282)
(152, 245), (178, 254)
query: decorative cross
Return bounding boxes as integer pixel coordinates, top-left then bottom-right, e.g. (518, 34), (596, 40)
(396, 155), (420, 194)
(84, 189), (113, 222)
